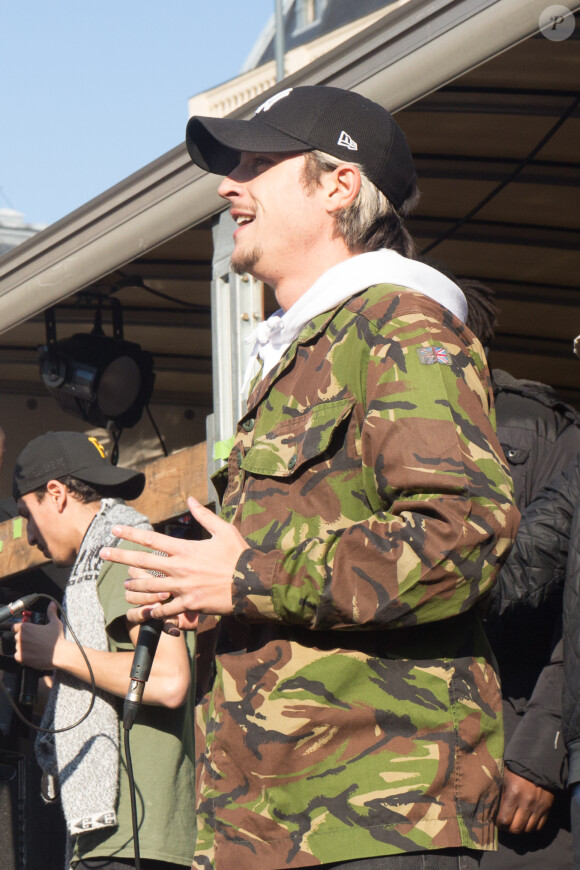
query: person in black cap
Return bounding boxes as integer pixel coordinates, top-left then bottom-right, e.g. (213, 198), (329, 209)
(12, 431), (197, 870)
(102, 87), (518, 870)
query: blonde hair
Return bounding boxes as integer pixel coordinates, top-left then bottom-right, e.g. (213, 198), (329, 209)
(301, 150), (419, 258)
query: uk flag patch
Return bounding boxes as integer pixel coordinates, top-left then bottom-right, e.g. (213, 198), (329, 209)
(417, 346), (451, 365)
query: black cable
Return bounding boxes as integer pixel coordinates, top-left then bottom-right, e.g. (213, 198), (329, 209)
(124, 725), (142, 870)
(138, 283), (203, 309)
(146, 405), (169, 457)
(0, 594), (96, 733)
(420, 93), (580, 256)
(115, 273), (203, 310)
(1, 591), (147, 868)
(110, 427), (123, 466)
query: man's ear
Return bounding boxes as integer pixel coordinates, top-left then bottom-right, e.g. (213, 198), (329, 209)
(45, 479), (68, 513)
(323, 164), (361, 213)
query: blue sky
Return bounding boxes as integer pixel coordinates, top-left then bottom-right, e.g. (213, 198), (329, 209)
(0, 1), (275, 227)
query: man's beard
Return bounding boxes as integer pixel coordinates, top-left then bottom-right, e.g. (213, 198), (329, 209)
(231, 246), (262, 277)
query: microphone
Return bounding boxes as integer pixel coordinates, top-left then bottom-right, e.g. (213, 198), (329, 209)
(0, 593), (41, 625)
(123, 618), (164, 729)
(122, 551), (168, 730)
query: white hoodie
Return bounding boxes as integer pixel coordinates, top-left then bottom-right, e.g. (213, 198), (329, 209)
(242, 249), (466, 394)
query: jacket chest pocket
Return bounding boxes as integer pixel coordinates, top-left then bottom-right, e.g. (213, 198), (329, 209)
(241, 396), (356, 479)
(500, 443), (529, 467)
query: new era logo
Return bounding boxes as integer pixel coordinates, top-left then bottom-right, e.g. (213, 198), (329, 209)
(337, 131), (358, 151)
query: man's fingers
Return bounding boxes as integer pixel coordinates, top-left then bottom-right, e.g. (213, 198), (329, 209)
(513, 807), (543, 834)
(533, 812), (548, 832)
(47, 601), (60, 622)
(106, 524), (173, 554)
(125, 605), (159, 625)
(162, 618), (182, 637)
(124, 589), (167, 606)
(126, 607), (198, 632)
(507, 809), (529, 835)
(496, 770), (554, 834)
(133, 596), (191, 622)
(100, 542), (171, 573)
(125, 562), (173, 585)
(496, 802), (515, 830)
(187, 496), (222, 535)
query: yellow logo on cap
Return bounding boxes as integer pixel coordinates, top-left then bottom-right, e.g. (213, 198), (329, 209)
(88, 436), (107, 458)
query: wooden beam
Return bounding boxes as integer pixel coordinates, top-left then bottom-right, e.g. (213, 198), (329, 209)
(133, 441), (209, 522)
(0, 441), (210, 580)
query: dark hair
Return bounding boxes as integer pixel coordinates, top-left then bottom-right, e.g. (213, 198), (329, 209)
(32, 476), (116, 504)
(459, 278), (499, 350)
(301, 150), (419, 258)
(416, 258), (499, 350)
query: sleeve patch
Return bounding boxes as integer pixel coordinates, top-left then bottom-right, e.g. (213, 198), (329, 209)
(417, 346), (451, 366)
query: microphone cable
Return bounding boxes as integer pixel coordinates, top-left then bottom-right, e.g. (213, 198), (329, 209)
(0, 593), (97, 734)
(124, 725), (142, 869)
(122, 550), (169, 870)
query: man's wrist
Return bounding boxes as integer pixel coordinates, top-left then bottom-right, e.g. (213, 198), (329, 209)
(52, 637), (77, 673)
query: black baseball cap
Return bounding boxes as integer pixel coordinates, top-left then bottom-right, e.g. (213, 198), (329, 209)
(12, 431), (145, 501)
(186, 86), (417, 212)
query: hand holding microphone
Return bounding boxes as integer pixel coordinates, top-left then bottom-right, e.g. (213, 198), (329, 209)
(123, 551), (168, 730)
(0, 596), (44, 709)
(0, 593), (41, 624)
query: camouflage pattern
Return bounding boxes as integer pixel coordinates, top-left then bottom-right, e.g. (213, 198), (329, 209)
(193, 284), (519, 869)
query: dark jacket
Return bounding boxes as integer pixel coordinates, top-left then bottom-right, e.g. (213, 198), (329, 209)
(493, 368), (580, 513)
(486, 370), (580, 793)
(489, 459), (580, 785)
(488, 463), (578, 791)
(562, 462), (580, 783)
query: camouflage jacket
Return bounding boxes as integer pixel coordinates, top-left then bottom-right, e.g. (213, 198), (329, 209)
(193, 284), (519, 870)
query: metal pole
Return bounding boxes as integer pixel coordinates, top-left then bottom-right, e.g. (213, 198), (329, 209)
(274, 0), (285, 82)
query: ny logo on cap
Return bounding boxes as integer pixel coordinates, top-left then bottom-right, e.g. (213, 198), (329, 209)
(255, 88), (293, 114)
(337, 131), (358, 151)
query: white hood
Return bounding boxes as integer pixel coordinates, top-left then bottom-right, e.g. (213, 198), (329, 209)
(243, 249), (466, 393)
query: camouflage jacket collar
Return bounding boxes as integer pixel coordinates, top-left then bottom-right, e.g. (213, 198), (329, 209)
(242, 250), (466, 396)
(245, 303), (340, 413)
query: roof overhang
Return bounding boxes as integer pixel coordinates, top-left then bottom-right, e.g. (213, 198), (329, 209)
(0, 0), (558, 334)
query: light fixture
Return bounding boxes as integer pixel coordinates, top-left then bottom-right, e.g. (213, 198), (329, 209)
(38, 300), (155, 431)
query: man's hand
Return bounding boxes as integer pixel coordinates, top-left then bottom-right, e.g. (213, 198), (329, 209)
(13, 602), (63, 670)
(99, 497), (248, 629)
(496, 768), (555, 834)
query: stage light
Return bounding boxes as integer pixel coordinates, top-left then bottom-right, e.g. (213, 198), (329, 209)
(38, 302), (155, 431)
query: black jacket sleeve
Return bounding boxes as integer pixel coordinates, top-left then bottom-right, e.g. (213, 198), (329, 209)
(487, 459), (580, 791)
(504, 639), (568, 792)
(488, 460), (579, 619)
(562, 490), (580, 770)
